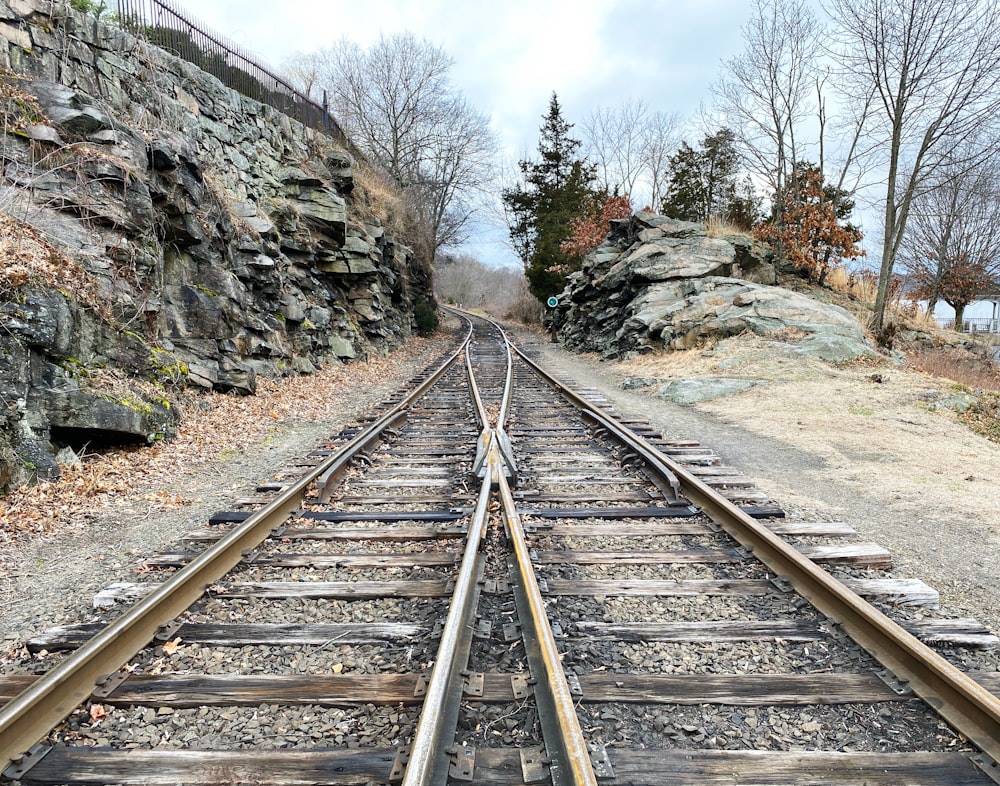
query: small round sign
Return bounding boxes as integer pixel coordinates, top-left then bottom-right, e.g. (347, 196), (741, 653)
(546, 296), (559, 307)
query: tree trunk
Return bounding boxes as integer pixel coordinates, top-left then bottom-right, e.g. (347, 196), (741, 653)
(953, 302), (967, 333)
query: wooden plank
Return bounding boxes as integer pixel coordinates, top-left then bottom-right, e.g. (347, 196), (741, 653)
(534, 544), (890, 567)
(544, 579), (772, 596)
(8, 671), (1000, 712)
(902, 619), (999, 649)
(575, 672), (904, 704)
(212, 580), (451, 599)
(540, 520), (855, 536)
(543, 521), (715, 535)
(529, 476), (646, 485)
(843, 578), (939, 607)
(700, 476), (759, 489)
(207, 510), (463, 525)
(483, 749), (991, 786)
(765, 521), (858, 536)
(519, 506), (698, 519)
(93, 580), (452, 606)
(349, 478), (453, 487)
(144, 552), (458, 568)
(544, 577), (940, 606)
(795, 543), (892, 568)
(184, 526), (466, 542)
(513, 491), (654, 502)
(27, 622), (428, 653)
(335, 494), (462, 505)
(0, 674), (35, 703)
(573, 620), (823, 643)
(104, 674), (426, 706)
(15, 746), (399, 785)
(534, 548), (739, 564)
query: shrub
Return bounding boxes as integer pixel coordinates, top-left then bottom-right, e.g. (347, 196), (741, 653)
(413, 299), (439, 336)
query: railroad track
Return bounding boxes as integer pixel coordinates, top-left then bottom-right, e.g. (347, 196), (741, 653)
(2, 311), (1000, 784)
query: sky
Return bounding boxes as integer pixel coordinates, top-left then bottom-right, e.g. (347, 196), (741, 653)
(179, 0), (758, 267)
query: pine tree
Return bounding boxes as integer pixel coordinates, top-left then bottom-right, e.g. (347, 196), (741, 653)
(660, 128), (757, 227)
(502, 94), (599, 299)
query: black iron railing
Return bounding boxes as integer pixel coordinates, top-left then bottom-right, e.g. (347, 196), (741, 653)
(963, 317), (1000, 334)
(114, 0), (358, 155)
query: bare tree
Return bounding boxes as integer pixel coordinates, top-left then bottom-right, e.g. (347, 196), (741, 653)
(580, 101), (681, 208)
(405, 98), (498, 259)
(899, 151), (1000, 325)
(641, 110), (682, 208)
(301, 33), (499, 262)
(434, 254), (540, 322)
(582, 99), (649, 198)
(713, 0), (823, 215)
(279, 50), (326, 101)
(826, 0), (1000, 334)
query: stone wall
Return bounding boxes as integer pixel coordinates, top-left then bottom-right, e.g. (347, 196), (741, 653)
(0, 0), (431, 487)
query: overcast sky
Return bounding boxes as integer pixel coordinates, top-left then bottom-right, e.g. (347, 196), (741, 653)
(183, 1), (758, 265)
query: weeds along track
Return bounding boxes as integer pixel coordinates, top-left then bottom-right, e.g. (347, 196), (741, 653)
(2, 311), (1000, 785)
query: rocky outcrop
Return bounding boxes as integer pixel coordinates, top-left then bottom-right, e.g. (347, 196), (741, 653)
(546, 212), (873, 362)
(0, 0), (432, 487)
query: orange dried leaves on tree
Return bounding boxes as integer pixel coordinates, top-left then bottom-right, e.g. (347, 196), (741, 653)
(560, 194), (633, 261)
(754, 165), (864, 283)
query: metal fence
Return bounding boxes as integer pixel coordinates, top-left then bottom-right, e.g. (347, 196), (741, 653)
(114, 0), (357, 153)
(963, 318), (1000, 334)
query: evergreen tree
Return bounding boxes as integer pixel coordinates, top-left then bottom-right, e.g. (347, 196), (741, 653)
(502, 94), (599, 299)
(660, 128), (758, 227)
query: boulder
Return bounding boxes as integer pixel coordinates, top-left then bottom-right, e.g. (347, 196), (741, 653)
(548, 213), (873, 362)
(655, 377), (767, 405)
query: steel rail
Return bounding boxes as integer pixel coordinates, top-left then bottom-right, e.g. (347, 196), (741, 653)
(402, 315), (510, 784)
(0, 325), (473, 772)
(509, 344), (682, 504)
(494, 323), (515, 431)
(496, 457), (599, 786)
(464, 326), (494, 477)
(511, 340), (1000, 768)
(399, 449), (494, 786)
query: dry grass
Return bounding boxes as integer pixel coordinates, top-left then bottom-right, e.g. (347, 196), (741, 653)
(705, 216), (753, 239)
(823, 266), (942, 332)
(904, 347), (1000, 392)
(353, 162), (404, 232)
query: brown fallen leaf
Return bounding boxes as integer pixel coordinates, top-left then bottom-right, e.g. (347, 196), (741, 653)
(161, 637), (183, 655)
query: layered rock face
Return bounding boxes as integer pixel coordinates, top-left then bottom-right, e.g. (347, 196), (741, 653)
(546, 212), (872, 362)
(0, 1), (431, 486)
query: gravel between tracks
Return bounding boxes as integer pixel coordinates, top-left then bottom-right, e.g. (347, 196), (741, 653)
(510, 325), (1000, 639)
(3, 315), (1000, 671)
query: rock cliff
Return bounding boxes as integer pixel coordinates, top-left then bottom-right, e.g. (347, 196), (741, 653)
(0, 0), (432, 489)
(546, 212), (873, 363)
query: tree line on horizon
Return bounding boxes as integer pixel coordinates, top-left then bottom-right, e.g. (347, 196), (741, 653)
(280, 0), (1000, 337)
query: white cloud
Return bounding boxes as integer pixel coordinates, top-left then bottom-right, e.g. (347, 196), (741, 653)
(179, 0), (758, 265)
